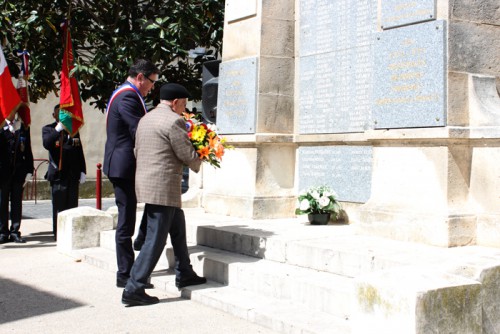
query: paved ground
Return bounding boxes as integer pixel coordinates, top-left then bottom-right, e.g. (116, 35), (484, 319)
(0, 202), (277, 334)
(22, 198), (117, 220)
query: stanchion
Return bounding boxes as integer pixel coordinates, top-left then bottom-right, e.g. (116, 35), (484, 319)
(96, 163), (102, 210)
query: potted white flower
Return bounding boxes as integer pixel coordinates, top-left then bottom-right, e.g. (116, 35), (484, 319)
(295, 185), (342, 225)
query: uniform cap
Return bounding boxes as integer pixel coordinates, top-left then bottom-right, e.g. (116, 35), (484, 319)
(160, 83), (192, 100)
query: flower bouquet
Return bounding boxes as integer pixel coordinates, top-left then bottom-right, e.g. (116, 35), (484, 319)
(183, 112), (232, 168)
(295, 185), (341, 224)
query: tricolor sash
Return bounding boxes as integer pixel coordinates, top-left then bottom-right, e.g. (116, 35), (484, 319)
(105, 82), (147, 125)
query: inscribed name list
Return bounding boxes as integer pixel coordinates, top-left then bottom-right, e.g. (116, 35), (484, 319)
(373, 20), (446, 129)
(381, 0), (436, 29)
(216, 57), (258, 134)
(298, 0), (376, 134)
(298, 146), (373, 203)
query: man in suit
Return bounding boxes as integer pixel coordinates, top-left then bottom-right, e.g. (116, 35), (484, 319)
(103, 59), (160, 289)
(0, 115), (33, 243)
(122, 83), (206, 306)
(42, 104), (86, 240)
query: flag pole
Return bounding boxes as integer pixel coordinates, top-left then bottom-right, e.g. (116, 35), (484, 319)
(59, 2), (72, 171)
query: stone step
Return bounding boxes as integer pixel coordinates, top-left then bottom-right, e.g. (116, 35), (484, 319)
(103, 211), (470, 278)
(78, 246), (351, 334)
(167, 245), (354, 318)
(181, 217), (459, 277)
(186, 285), (351, 334)
(94, 230), (356, 318)
(71, 208), (500, 333)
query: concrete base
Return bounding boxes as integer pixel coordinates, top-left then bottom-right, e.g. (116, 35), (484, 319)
(78, 208), (500, 333)
(57, 206), (113, 255)
(203, 193), (296, 219)
(105, 206), (118, 229)
(353, 267), (482, 334)
(355, 207), (477, 247)
(476, 213), (500, 248)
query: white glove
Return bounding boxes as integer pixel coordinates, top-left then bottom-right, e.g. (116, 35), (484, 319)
(55, 122), (64, 132)
(23, 173), (32, 187)
(13, 120), (21, 131)
(79, 172), (86, 184)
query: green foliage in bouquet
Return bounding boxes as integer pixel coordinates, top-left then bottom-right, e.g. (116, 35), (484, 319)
(295, 185), (342, 217)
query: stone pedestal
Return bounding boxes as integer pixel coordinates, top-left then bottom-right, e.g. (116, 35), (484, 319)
(57, 206), (113, 255)
(354, 144), (476, 247)
(203, 0), (296, 219)
(353, 267), (482, 334)
(203, 139), (296, 218)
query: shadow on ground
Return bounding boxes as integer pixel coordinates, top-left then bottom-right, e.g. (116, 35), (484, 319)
(0, 277), (84, 324)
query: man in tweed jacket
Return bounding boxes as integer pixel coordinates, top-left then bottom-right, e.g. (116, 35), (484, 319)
(122, 83), (206, 306)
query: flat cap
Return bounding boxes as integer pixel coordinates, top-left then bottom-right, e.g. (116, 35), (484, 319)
(160, 83), (192, 100)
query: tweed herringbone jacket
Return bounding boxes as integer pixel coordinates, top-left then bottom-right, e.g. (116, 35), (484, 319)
(134, 103), (201, 207)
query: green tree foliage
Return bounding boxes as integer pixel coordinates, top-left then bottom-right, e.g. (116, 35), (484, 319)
(0, 0), (224, 111)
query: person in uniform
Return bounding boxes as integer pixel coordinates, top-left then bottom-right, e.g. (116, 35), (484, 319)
(42, 104), (86, 240)
(0, 115), (33, 243)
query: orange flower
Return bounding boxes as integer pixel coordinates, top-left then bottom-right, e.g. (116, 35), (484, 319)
(214, 143), (225, 159)
(182, 112), (196, 120)
(197, 146), (210, 160)
(208, 135), (219, 149)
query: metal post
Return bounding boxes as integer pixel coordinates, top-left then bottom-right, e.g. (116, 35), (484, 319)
(96, 163), (102, 210)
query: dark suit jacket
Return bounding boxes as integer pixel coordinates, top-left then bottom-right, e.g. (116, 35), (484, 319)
(0, 125), (34, 184)
(103, 85), (146, 180)
(42, 122), (86, 182)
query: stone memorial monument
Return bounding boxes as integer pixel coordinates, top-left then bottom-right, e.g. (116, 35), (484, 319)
(196, 0), (500, 331)
(205, 0), (499, 251)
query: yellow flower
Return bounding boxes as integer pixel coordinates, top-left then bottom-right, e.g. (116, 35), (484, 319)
(191, 125), (207, 142)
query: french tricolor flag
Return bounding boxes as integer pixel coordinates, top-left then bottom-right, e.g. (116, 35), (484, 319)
(0, 44), (23, 127)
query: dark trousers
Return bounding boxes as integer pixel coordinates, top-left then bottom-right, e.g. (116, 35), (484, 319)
(126, 205), (192, 293)
(110, 177), (137, 281)
(51, 178), (79, 236)
(0, 179), (24, 236)
(135, 210), (148, 242)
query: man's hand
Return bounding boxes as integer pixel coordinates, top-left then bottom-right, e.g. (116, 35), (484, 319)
(79, 172), (86, 184)
(23, 173), (33, 188)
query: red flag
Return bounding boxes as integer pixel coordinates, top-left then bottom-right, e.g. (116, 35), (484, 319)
(0, 44), (23, 127)
(15, 50), (31, 127)
(59, 21), (84, 136)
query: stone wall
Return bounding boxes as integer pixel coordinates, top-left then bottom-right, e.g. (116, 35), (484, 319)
(208, 0), (500, 247)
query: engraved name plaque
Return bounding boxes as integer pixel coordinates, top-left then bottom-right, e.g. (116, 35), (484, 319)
(217, 57), (258, 134)
(381, 0), (436, 29)
(373, 20), (446, 129)
(298, 146), (373, 203)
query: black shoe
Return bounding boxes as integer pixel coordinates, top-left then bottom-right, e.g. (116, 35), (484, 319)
(175, 273), (207, 289)
(133, 238), (144, 251)
(0, 234), (10, 244)
(117, 278), (154, 289)
(10, 234), (26, 243)
(121, 289), (159, 306)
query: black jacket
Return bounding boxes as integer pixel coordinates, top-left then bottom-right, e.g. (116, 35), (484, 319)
(0, 125), (34, 184)
(42, 122), (86, 182)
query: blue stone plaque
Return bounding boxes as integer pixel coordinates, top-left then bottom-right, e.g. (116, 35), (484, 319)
(217, 57), (258, 134)
(373, 20), (447, 129)
(298, 146), (373, 203)
(298, 0), (376, 134)
(381, 0), (436, 29)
